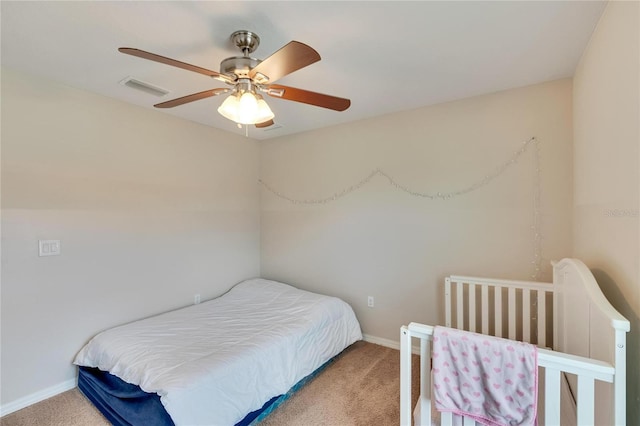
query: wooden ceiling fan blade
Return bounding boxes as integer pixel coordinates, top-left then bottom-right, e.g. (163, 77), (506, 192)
(249, 41), (320, 84)
(119, 48), (233, 83)
(265, 84), (350, 111)
(154, 88), (229, 108)
(255, 119), (274, 128)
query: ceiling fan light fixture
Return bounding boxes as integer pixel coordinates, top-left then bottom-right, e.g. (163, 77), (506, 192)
(217, 90), (274, 125)
(238, 91), (259, 122)
(217, 93), (241, 121)
(255, 94), (275, 123)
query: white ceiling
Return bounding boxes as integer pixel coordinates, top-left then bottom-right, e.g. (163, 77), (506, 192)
(1, 1), (606, 140)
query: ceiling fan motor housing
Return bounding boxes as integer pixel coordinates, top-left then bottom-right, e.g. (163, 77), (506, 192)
(220, 56), (262, 80)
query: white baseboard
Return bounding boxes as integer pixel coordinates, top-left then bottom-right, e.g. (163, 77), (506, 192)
(362, 333), (401, 350)
(363, 333), (421, 354)
(0, 378), (76, 417)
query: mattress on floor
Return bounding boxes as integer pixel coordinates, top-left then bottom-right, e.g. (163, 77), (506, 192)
(74, 278), (362, 425)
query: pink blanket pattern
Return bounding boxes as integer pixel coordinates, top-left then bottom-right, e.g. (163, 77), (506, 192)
(432, 326), (538, 426)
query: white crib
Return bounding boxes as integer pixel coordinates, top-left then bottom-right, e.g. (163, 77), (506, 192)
(400, 258), (629, 426)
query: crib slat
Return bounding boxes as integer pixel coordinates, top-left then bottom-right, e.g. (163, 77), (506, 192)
(419, 338), (431, 423)
(495, 287), (503, 337)
(445, 278), (452, 328)
(441, 412), (453, 426)
(545, 368), (561, 425)
(577, 375), (595, 425)
(538, 290), (546, 347)
(481, 285), (489, 335)
(469, 284), (476, 332)
(508, 287), (516, 339)
(463, 416), (476, 426)
(457, 282), (464, 329)
(523, 289), (531, 342)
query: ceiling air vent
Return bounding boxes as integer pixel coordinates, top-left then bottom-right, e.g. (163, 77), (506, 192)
(119, 76), (170, 97)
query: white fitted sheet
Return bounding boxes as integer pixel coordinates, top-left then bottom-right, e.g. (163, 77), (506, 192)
(74, 278), (362, 425)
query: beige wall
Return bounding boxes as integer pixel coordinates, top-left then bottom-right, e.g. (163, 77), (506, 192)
(0, 69), (261, 406)
(260, 79), (573, 342)
(572, 1), (640, 423)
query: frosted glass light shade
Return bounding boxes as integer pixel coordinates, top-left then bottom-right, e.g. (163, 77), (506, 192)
(217, 92), (274, 125)
(255, 97), (275, 123)
(217, 95), (241, 121)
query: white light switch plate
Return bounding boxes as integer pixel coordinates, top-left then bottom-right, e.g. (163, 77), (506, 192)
(39, 240), (61, 256)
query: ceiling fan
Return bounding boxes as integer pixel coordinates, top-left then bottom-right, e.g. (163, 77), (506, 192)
(119, 30), (351, 128)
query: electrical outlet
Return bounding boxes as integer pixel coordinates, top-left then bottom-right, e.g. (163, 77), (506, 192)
(194, 294), (201, 304)
(367, 296), (374, 308)
(39, 240), (61, 256)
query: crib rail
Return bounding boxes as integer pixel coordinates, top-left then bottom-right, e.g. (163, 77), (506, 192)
(400, 323), (617, 426)
(445, 275), (554, 347)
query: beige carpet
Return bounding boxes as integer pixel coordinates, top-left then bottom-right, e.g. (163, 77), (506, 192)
(260, 340), (419, 426)
(1, 341), (419, 426)
(0, 388), (110, 426)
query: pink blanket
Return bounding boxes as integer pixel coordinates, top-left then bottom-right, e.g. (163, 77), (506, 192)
(432, 326), (538, 426)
